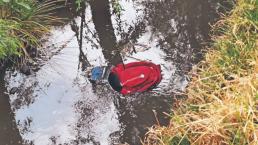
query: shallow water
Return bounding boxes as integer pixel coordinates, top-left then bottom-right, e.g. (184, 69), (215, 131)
(0, 0), (221, 144)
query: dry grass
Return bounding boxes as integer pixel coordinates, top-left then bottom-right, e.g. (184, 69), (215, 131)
(144, 0), (258, 144)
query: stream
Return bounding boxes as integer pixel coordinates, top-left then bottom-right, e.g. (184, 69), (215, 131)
(0, 0), (221, 144)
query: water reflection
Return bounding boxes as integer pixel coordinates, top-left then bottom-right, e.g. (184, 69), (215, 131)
(88, 1), (173, 144)
(1, 0), (221, 145)
(90, 0), (123, 66)
(0, 69), (23, 145)
(143, 0), (218, 72)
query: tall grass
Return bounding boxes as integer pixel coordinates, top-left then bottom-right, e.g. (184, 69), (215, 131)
(144, 0), (258, 144)
(0, 0), (63, 59)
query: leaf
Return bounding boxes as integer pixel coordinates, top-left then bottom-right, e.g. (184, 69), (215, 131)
(169, 136), (190, 145)
(2, 0), (10, 3)
(16, 1), (31, 10)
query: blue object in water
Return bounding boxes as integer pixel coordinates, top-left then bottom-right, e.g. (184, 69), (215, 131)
(91, 66), (104, 81)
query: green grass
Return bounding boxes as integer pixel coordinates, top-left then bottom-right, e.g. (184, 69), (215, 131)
(0, 0), (63, 59)
(144, 0), (258, 144)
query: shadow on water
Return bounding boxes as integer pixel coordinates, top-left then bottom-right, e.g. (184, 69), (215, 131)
(0, 0), (224, 145)
(0, 68), (23, 145)
(89, 0), (123, 66)
(144, 0), (214, 71)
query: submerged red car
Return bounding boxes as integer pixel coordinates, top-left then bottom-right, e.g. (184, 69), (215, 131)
(108, 61), (162, 95)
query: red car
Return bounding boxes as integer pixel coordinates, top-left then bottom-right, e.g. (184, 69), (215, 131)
(108, 61), (162, 95)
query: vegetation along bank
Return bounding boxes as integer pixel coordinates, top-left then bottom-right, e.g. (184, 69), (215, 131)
(145, 0), (258, 144)
(0, 0), (63, 67)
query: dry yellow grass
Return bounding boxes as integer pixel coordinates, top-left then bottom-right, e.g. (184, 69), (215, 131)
(144, 0), (258, 144)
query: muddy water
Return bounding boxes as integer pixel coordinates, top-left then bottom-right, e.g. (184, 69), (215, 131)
(0, 0), (221, 145)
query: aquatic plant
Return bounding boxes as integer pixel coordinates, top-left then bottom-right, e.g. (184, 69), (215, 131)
(0, 0), (63, 59)
(144, 0), (258, 144)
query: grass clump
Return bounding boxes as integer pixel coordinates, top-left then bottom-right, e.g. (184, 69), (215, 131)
(0, 0), (63, 59)
(144, 0), (258, 144)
